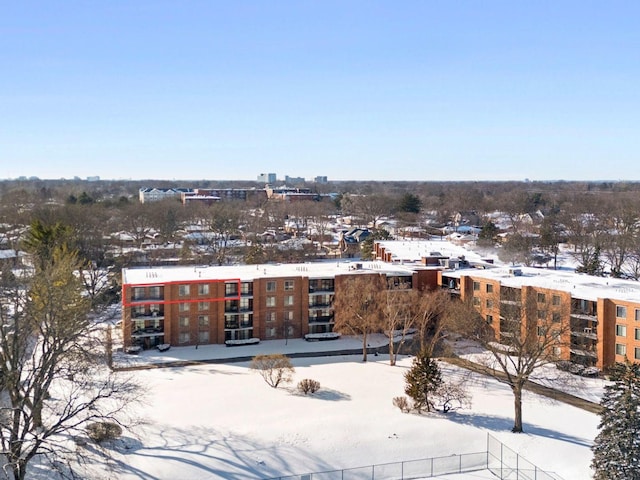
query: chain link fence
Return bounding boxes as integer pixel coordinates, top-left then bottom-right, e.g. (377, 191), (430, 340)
(264, 434), (565, 480)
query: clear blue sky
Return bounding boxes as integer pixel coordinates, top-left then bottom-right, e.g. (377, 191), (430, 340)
(1, 1), (639, 182)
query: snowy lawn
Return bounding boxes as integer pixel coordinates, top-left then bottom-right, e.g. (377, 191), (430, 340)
(95, 352), (598, 480)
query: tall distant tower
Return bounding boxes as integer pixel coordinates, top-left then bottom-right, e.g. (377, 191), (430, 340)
(257, 173), (277, 184)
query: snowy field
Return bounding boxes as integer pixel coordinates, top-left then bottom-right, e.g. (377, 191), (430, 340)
(95, 341), (600, 480)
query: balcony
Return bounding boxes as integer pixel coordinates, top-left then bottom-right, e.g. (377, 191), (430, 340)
(309, 280), (335, 293)
(309, 302), (332, 309)
(309, 315), (334, 324)
(130, 294), (164, 304)
(570, 312), (597, 321)
(131, 326), (164, 338)
(131, 311), (165, 320)
(571, 329), (597, 341)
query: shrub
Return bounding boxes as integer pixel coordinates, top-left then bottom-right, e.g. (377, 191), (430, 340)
(250, 354), (295, 388)
(297, 378), (321, 394)
(392, 396), (412, 413)
(86, 421), (123, 443)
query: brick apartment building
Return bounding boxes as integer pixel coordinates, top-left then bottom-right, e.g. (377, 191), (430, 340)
(121, 261), (438, 350)
(122, 239), (640, 372)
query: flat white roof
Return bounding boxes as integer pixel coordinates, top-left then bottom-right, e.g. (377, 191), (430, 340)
(375, 239), (495, 265)
(122, 261), (424, 286)
(443, 266), (640, 304)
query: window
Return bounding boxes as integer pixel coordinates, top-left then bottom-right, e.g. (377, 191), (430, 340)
(133, 287), (145, 300)
(266, 312), (276, 322)
(636, 348), (640, 361)
(179, 316), (190, 328)
(473, 297), (481, 306)
(240, 298), (252, 311)
(616, 324), (627, 337)
(553, 347), (562, 357)
(486, 315), (493, 324)
(552, 295), (561, 306)
(537, 293), (546, 303)
(552, 313), (561, 323)
(616, 305), (627, 318)
(178, 284), (190, 296)
(241, 282), (253, 295)
(266, 281), (276, 292)
(635, 328), (640, 341)
(636, 309), (640, 322)
(198, 331), (209, 343)
(486, 299), (493, 309)
(179, 302), (190, 312)
(486, 284), (493, 293)
(284, 311), (293, 321)
(198, 302), (209, 311)
(179, 332), (190, 344)
(198, 284), (209, 295)
(284, 280), (295, 291)
(284, 295), (294, 306)
(266, 296), (276, 308)
(225, 282), (238, 296)
(537, 326), (546, 336)
(537, 310), (546, 320)
(198, 315), (209, 327)
(616, 343), (627, 356)
(266, 327), (277, 338)
(473, 281), (480, 291)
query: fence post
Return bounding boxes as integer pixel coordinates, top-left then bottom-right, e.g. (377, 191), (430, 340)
(401, 460), (404, 479)
(501, 443), (503, 480)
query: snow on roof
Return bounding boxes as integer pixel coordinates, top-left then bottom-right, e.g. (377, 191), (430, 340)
(375, 239), (493, 264)
(444, 265), (640, 303)
(122, 260), (420, 285)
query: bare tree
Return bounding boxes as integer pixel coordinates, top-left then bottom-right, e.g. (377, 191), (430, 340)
(250, 354), (295, 388)
(199, 203), (243, 265)
(455, 286), (571, 432)
(407, 289), (452, 356)
(381, 289), (414, 366)
(0, 247), (140, 480)
(333, 275), (384, 362)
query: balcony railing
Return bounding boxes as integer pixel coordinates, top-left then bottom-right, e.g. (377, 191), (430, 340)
(571, 330), (597, 341)
(131, 326), (164, 338)
(309, 302), (332, 309)
(309, 315), (334, 324)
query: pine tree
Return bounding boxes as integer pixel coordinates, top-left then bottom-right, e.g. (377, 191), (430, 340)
(591, 361), (640, 480)
(404, 351), (443, 412)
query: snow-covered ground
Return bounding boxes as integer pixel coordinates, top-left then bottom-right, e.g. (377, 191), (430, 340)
(96, 337), (599, 480)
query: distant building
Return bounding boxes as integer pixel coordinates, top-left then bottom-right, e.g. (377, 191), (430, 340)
(285, 175), (305, 185)
(314, 176), (328, 184)
(139, 187), (193, 203)
(257, 173), (277, 184)
(86, 176), (100, 182)
(266, 186), (317, 201)
(181, 188), (267, 204)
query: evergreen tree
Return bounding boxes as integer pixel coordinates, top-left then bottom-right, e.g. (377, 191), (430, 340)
(404, 351), (443, 412)
(591, 361), (640, 480)
(398, 193), (422, 214)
